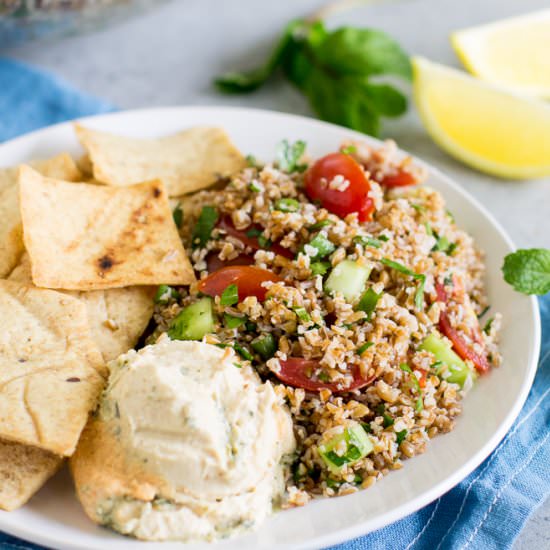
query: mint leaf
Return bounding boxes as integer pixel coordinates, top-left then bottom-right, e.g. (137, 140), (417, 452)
(214, 20), (303, 93)
(314, 27), (412, 80)
(502, 249), (550, 295)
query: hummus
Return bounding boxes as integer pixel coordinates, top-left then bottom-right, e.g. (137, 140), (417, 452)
(83, 337), (295, 541)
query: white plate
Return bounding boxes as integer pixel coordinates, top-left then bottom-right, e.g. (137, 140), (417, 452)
(0, 107), (540, 550)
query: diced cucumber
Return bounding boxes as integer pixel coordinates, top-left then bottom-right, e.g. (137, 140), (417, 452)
(419, 332), (477, 388)
(168, 297), (214, 341)
(318, 421), (374, 473)
(325, 260), (371, 303)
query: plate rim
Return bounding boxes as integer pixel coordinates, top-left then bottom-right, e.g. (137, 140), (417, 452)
(0, 105), (541, 550)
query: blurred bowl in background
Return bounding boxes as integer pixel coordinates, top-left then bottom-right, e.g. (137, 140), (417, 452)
(0, 0), (171, 49)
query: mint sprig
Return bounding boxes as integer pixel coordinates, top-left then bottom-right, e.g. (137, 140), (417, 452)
(502, 249), (550, 295)
(215, 19), (411, 136)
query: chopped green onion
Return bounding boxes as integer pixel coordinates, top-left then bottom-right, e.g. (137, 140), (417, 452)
(251, 333), (277, 360)
(381, 258), (426, 310)
(356, 288), (382, 319)
(341, 144), (357, 155)
(154, 284), (180, 304)
(357, 342), (374, 355)
(224, 313), (246, 329)
(306, 233), (335, 259)
(275, 198), (300, 213)
(353, 235), (383, 249)
(192, 206), (218, 248)
(258, 235), (272, 248)
(311, 261), (331, 276)
(233, 342), (254, 361)
(249, 180), (263, 192)
(383, 413), (394, 428)
(220, 283), (239, 306)
(172, 203), (183, 228)
(396, 429), (407, 445)
(293, 306), (311, 322)
(309, 220), (332, 231)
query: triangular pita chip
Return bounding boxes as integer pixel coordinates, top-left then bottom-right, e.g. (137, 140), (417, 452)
(0, 154), (81, 277)
(0, 438), (62, 511)
(74, 124), (246, 196)
(0, 280), (105, 456)
(9, 254), (154, 362)
(19, 167), (195, 290)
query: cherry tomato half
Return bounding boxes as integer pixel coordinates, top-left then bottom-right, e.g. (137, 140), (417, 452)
(379, 171), (418, 188)
(198, 266), (282, 302)
(304, 153), (374, 222)
(435, 282), (490, 374)
(218, 216), (294, 259)
(274, 357), (375, 393)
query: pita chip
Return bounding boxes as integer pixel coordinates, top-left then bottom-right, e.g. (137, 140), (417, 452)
(19, 167), (195, 290)
(0, 154), (81, 278)
(0, 280), (105, 456)
(74, 124), (246, 196)
(9, 254), (154, 362)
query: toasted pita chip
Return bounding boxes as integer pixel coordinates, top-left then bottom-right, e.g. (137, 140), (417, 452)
(0, 438), (62, 511)
(9, 254), (154, 362)
(0, 280), (105, 456)
(19, 167), (195, 290)
(74, 124), (246, 196)
(0, 154), (81, 278)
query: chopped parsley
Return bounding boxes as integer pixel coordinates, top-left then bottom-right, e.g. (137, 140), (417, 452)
(400, 363), (423, 411)
(381, 258), (426, 310)
(224, 313), (246, 329)
(309, 220), (332, 231)
(276, 139), (307, 173)
(353, 235), (383, 249)
(311, 261), (331, 276)
(172, 203), (183, 228)
(251, 333), (277, 360)
(233, 342), (254, 361)
(356, 288), (382, 319)
(220, 284), (239, 306)
(483, 317), (494, 335)
(383, 413), (394, 428)
(306, 233), (336, 259)
(357, 341), (374, 355)
(341, 144), (357, 155)
(154, 284), (180, 304)
(192, 206), (218, 248)
(396, 429), (407, 445)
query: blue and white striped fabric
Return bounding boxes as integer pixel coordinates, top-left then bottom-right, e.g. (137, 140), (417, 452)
(0, 58), (548, 550)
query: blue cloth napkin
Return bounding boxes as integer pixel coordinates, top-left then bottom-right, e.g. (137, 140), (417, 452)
(0, 58), (548, 550)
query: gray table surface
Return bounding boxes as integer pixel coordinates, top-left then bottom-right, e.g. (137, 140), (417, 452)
(5, 0), (550, 547)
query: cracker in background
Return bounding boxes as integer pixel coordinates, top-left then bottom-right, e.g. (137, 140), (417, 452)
(0, 438), (62, 511)
(19, 167), (195, 290)
(0, 154), (81, 278)
(74, 124), (246, 196)
(9, 254), (154, 362)
(0, 280), (105, 456)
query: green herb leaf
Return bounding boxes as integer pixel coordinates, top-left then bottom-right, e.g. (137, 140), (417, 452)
(396, 429), (407, 445)
(275, 197), (300, 212)
(483, 317), (494, 335)
(224, 313), (246, 329)
(192, 206), (218, 248)
(356, 288), (381, 319)
(276, 139), (307, 172)
(258, 235), (272, 248)
(383, 413), (394, 428)
(172, 203), (183, 228)
(309, 220), (332, 231)
(502, 248), (550, 295)
(314, 27), (412, 80)
(341, 144), (357, 155)
(220, 283), (239, 306)
(381, 258), (426, 309)
(214, 19), (303, 93)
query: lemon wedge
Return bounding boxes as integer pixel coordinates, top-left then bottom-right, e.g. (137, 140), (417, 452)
(412, 56), (550, 179)
(451, 10), (550, 99)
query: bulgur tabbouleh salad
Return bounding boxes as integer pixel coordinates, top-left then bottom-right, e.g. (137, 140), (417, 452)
(152, 138), (501, 504)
